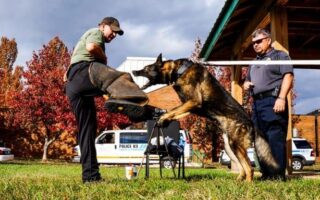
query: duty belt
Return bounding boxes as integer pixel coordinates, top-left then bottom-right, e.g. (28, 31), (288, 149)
(253, 90), (275, 100)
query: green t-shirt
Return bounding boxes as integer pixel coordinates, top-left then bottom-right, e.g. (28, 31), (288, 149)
(70, 28), (105, 64)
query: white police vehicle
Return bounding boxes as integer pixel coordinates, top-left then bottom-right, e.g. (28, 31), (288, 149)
(73, 129), (193, 167)
(291, 137), (316, 170)
(0, 147), (14, 161)
(219, 137), (315, 170)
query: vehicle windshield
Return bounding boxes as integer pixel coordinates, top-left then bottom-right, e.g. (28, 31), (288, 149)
(294, 140), (312, 149)
(98, 133), (115, 144)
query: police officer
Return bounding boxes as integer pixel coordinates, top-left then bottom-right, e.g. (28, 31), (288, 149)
(65, 17), (147, 183)
(244, 28), (294, 181)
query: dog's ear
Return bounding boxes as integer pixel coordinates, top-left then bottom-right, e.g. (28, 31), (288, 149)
(156, 53), (162, 64)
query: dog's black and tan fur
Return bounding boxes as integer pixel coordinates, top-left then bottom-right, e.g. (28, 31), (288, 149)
(133, 54), (278, 182)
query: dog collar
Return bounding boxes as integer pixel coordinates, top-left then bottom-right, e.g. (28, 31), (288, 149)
(177, 60), (193, 78)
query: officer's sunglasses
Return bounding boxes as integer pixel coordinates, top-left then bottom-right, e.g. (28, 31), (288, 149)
(252, 37), (268, 45)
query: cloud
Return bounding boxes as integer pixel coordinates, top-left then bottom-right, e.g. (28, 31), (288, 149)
(204, 0), (225, 7)
(294, 69), (320, 98)
(293, 69), (320, 114)
(122, 22), (192, 57)
(1, 0), (224, 67)
(1, 0), (319, 114)
(294, 96), (320, 114)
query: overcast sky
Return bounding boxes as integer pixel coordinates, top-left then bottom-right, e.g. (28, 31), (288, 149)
(1, 0), (319, 114)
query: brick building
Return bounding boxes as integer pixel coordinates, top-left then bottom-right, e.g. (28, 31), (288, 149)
(293, 109), (320, 161)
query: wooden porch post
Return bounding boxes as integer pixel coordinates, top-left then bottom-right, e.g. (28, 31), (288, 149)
(270, 5), (293, 175)
(230, 65), (243, 171)
(231, 66), (243, 105)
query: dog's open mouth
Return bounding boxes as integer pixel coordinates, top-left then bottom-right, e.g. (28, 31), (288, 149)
(140, 81), (150, 90)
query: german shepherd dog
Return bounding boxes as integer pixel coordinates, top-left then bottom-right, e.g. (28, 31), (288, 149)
(133, 54), (279, 182)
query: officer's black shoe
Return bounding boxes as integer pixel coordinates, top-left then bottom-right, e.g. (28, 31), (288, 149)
(270, 175), (286, 182)
(257, 174), (270, 181)
(83, 176), (104, 184)
(257, 174), (286, 182)
(104, 99), (154, 122)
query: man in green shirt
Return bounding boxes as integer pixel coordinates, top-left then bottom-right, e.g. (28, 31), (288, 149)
(70, 17), (122, 65)
(65, 17), (147, 183)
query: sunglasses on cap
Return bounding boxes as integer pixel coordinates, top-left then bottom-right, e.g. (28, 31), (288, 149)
(252, 37), (269, 45)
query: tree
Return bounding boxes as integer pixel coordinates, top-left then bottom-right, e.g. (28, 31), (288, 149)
(94, 97), (131, 130)
(0, 37), (23, 134)
(7, 37), (131, 160)
(0, 37), (21, 108)
(190, 37), (202, 63)
(8, 37), (75, 161)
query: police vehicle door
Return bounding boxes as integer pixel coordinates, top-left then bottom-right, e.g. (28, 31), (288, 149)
(118, 131), (148, 163)
(95, 131), (119, 163)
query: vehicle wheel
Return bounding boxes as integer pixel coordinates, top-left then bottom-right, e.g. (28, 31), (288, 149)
(161, 157), (177, 169)
(292, 158), (303, 171)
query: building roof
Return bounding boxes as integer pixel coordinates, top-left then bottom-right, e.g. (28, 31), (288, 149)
(307, 109), (320, 115)
(200, 0), (320, 69)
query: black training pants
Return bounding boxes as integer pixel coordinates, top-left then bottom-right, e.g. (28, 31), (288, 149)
(66, 61), (102, 181)
(252, 96), (288, 178)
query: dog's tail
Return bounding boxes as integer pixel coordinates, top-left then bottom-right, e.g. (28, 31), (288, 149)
(253, 127), (279, 170)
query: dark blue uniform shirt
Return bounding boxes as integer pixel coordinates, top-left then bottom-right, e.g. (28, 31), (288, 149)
(247, 48), (293, 94)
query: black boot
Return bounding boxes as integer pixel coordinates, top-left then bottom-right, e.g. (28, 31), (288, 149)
(105, 99), (155, 122)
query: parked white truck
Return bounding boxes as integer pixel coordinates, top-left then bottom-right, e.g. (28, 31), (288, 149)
(73, 129), (193, 167)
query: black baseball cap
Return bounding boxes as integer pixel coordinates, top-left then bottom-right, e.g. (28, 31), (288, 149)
(99, 17), (124, 35)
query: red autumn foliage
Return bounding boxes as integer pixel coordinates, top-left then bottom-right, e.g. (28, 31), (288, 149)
(94, 97), (131, 130)
(9, 37), (73, 131)
(0, 37), (23, 143)
(5, 37), (131, 160)
(6, 37), (75, 160)
(0, 37), (21, 110)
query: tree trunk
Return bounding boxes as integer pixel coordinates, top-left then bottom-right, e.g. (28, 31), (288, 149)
(42, 137), (55, 162)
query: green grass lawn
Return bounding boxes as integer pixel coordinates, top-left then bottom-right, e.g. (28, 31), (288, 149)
(1, 160), (320, 200)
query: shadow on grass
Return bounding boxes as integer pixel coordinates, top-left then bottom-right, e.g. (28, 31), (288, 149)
(184, 173), (234, 181)
(0, 159), (73, 166)
(289, 171), (320, 180)
(0, 160), (32, 165)
(298, 169), (320, 173)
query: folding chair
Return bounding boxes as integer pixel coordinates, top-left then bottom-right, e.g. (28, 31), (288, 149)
(144, 120), (185, 179)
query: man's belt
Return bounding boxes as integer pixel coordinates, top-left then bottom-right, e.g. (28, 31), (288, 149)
(253, 90), (276, 100)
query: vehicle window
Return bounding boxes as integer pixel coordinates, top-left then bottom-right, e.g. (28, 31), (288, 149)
(186, 131), (192, 143)
(120, 132), (148, 144)
(181, 131), (192, 143)
(98, 133), (115, 144)
(294, 140), (312, 149)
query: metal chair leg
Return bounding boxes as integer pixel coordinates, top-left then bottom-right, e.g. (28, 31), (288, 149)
(159, 156), (163, 178)
(178, 156), (181, 178)
(145, 153), (149, 179)
(182, 153), (185, 178)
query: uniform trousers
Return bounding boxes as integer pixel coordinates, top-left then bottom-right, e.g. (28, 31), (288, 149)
(252, 96), (288, 179)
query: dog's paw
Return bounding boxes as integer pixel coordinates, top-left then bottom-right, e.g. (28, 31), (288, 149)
(158, 114), (171, 126)
(157, 118), (166, 126)
(159, 113), (170, 121)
